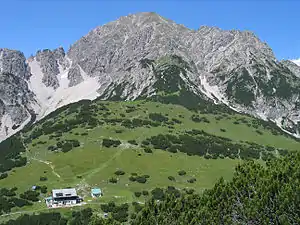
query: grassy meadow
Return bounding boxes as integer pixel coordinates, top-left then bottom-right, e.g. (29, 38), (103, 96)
(1, 100), (300, 220)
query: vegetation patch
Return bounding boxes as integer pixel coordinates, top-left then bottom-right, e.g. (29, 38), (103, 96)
(102, 139), (122, 148)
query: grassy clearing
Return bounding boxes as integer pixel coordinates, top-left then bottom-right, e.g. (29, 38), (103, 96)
(1, 100), (299, 217)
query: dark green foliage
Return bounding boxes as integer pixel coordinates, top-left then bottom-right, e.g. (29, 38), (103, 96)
(129, 176), (136, 182)
(171, 118), (182, 124)
(261, 151), (275, 161)
(129, 174), (149, 183)
(69, 208), (93, 225)
(47, 145), (57, 151)
(136, 176), (147, 184)
(168, 176), (176, 181)
(0, 188), (34, 214)
(178, 170), (186, 176)
(191, 115), (210, 123)
(142, 190), (149, 196)
(152, 57), (189, 93)
(145, 129), (271, 160)
(0, 188), (35, 215)
(26, 101), (99, 142)
(149, 85), (234, 115)
(144, 147), (153, 153)
(187, 178), (197, 183)
(10, 198), (32, 208)
(134, 192), (142, 198)
(102, 139), (121, 148)
(132, 202), (144, 213)
(141, 140), (150, 146)
(2, 212), (68, 225)
(0, 135), (27, 174)
(0, 173), (8, 180)
(167, 145), (179, 153)
(100, 202), (129, 223)
(39, 176), (48, 181)
(184, 188), (195, 195)
(114, 170), (125, 176)
(149, 113), (168, 123)
(109, 177), (118, 184)
(147, 134), (172, 150)
(220, 128), (226, 132)
(140, 58), (155, 69)
(239, 147), (260, 160)
(101, 201), (116, 213)
(151, 188), (165, 201)
(256, 129), (263, 135)
(55, 139), (80, 153)
(278, 148), (289, 156)
(165, 186), (181, 198)
(40, 186), (48, 194)
(225, 68), (256, 106)
(128, 140), (138, 145)
(19, 190), (39, 202)
(131, 152), (300, 225)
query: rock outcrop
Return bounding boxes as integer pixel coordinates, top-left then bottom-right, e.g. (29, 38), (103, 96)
(1, 12), (300, 141)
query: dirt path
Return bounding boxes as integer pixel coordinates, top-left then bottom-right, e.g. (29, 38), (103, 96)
(30, 158), (61, 179)
(20, 132), (61, 179)
(81, 148), (124, 183)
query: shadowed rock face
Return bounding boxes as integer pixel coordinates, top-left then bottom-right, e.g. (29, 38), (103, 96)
(68, 65), (83, 87)
(0, 48), (30, 79)
(36, 49), (60, 89)
(1, 12), (300, 141)
(0, 49), (37, 140)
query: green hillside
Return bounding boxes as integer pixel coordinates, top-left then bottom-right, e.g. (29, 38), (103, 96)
(0, 98), (299, 223)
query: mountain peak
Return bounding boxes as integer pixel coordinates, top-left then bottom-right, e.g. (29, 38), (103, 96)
(0, 12), (300, 142)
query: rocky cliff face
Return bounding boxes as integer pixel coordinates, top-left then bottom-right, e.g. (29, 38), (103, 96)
(1, 12), (300, 141)
(0, 49), (37, 140)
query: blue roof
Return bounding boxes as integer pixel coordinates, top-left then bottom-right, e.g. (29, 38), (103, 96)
(91, 188), (102, 194)
(45, 197), (53, 201)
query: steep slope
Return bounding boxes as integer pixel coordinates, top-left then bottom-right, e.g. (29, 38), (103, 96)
(0, 49), (37, 141)
(1, 96), (300, 220)
(1, 12), (300, 141)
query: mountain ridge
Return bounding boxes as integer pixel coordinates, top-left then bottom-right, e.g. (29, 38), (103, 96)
(1, 12), (300, 141)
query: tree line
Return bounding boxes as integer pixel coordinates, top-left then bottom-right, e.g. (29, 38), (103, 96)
(3, 151), (299, 224)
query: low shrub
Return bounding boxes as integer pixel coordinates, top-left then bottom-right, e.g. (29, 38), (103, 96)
(187, 178), (197, 183)
(109, 177), (118, 183)
(128, 140), (138, 145)
(102, 139), (121, 148)
(144, 147), (153, 153)
(178, 170), (186, 176)
(134, 192), (141, 198)
(115, 170), (125, 176)
(40, 176), (48, 181)
(142, 190), (149, 196)
(168, 176), (176, 181)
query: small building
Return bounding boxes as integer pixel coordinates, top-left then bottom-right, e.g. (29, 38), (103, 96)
(45, 197), (53, 207)
(52, 188), (80, 205)
(91, 188), (102, 198)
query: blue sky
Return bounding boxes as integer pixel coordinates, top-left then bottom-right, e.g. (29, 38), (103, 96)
(1, 0), (299, 60)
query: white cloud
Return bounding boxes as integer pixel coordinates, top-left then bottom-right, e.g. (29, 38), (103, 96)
(291, 58), (300, 66)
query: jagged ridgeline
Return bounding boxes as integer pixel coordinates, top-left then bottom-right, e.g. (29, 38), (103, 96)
(1, 12), (300, 224)
(1, 12), (300, 141)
